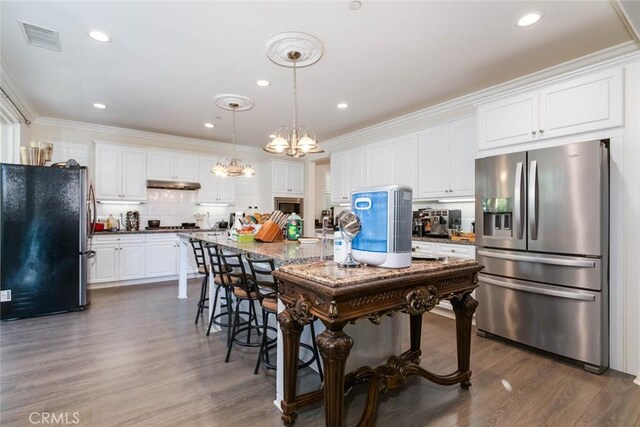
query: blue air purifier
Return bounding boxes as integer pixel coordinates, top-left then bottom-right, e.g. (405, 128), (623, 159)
(351, 185), (413, 268)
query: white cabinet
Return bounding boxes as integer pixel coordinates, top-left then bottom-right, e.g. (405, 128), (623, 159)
(478, 68), (623, 150)
(88, 235), (146, 284)
(366, 142), (391, 187)
(412, 241), (436, 257)
(272, 161), (305, 195)
(50, 142), (89, 166)
(95, 143), (147, 201)
(145, 237), (179, 278)
(417, 117), (476, 199)
(197, 158), (235, 204)
(390, 134), (418, 191)
(436, 243), (476, 260)
(330, 147), (366, 202)
(147, 151), (199, 182)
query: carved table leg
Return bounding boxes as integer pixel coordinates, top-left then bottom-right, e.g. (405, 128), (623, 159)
(316, 322), (353, 427)
(277, 304), (305, 426)
(450, 292), (479, 389)
(409, 312), (423, 362)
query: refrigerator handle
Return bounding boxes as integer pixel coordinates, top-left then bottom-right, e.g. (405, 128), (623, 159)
(514, 161), (524, 240)
(89, 182), (97, 239)
(479, 274), (596, 301)
(528, 160), (538, 240)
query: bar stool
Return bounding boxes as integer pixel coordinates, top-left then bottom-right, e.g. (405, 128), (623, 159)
(189, 239), (209, 325)
(245, 253), (324, 381)
(204, 243), (237, 346)
(219, 250), (262, 363)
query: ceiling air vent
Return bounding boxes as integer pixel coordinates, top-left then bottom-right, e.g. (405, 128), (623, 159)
(19, 21), (61, 52)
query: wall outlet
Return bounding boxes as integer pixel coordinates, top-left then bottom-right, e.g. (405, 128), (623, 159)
(1, 290), (11, 302)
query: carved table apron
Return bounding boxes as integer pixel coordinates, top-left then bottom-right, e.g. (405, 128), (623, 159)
(273, 259), (484, 427)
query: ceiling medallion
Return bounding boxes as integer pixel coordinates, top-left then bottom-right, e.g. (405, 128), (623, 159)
(211, 95), (255, 178)
(264, 32), (324, 158)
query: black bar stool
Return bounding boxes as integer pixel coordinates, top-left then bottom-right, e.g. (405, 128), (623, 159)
(245, 253), (323, 381)
(219, 250), (262, 363)
(189, 239), (209, 325)
(204, 242), (237, 346)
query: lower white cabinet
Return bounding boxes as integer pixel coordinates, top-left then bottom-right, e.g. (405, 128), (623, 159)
(436, 243), (476, 260)
(89, 235), (146, 284)
(89, 245), (119, 283)
(119, 243), (146, 280)
(145, 237), (179, 278)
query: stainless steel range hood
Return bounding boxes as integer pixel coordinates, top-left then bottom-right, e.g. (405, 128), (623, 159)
(146, 180), (201, 190)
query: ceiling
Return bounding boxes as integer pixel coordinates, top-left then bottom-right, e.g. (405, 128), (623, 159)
(0, 1), (633, 148)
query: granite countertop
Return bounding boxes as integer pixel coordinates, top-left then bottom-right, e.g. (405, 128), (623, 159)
(412, 236), (475, 246)
(94, 228), (219, 235)
(276, 258), (478, 288)
(181, 232), (333, 267)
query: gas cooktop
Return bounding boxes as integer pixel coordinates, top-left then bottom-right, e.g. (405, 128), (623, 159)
(145, 226), (201, 231)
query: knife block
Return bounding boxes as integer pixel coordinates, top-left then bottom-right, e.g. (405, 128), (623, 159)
(255, 220), (284, 243)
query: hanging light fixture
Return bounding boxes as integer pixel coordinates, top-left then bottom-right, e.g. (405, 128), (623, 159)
(264, 32), (324, 158)
(212, 94), (255, 177)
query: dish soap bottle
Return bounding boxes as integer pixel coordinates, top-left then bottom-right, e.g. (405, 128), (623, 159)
(286, 213), (302, 241)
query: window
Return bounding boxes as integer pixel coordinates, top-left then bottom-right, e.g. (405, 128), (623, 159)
(324, 172), (331, 209)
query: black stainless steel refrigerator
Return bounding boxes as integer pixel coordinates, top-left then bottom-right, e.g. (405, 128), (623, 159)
(475, 140), (609, 373)
(1, 164), (96, 320)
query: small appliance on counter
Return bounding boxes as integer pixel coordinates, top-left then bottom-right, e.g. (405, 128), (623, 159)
(421, 209), (461, 237)
(351, 185), (412, 269)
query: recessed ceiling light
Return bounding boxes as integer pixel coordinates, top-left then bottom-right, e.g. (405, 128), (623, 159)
(93, 103), (106, 109)
(269, 134), (277, 139)
(337, 103), (349, 109)
(204, 123), (215, 128)
(517, 12), (543, 27)
(350, 1), (362, 10)
(256, 80), (270, 87)
(88, 30), (111, 43)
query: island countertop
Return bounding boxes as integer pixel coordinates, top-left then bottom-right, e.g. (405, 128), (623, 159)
(179, 232), (332, 267)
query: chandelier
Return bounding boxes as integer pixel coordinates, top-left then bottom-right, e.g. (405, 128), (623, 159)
(212, 95), (255, 177)
(264, 32), (324, 158)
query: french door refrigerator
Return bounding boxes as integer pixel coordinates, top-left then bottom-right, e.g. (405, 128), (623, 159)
(0, 164), (95, 320)
(475, 140), (608, 373)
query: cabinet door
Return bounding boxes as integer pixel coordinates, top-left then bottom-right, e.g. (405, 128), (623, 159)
(95, 144), (122, 200)
(448, 118), (477, 196)
(366, 142), (391, 187)
(345, 148), (366, 194)
(390, 134), (418, 192)
(417, 126), (448, 199)
(89, 245), (119, 283)
(197, 158), (219, 202)
(272, 161), (290, 194)
(147, 151), (174, 180)
(217, 175), (235, 203)
(121, 148), (147, 201)
(478, 91), (539, 150)
(330, 152), (348, 202)
(539, 68), (623, 140)
(145, 241), (178, 277)
(174, 154), (199, 182)
(119, 243), (146, 280)
(288, 163), (305, 195)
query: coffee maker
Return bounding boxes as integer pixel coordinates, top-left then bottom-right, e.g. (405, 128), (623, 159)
(423, 209), (462, 237)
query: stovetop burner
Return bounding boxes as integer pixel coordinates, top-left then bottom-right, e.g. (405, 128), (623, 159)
(145, 226), (201, 231)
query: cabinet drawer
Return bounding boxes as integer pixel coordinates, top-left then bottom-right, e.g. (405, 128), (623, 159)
(412, 241), (436, 256)
(145, 233), (178, 242)
(93, 234), (145, 244)
(436, 243), (475, 259)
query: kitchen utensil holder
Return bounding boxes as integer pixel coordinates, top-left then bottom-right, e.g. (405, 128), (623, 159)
(255, 220), (284, 243)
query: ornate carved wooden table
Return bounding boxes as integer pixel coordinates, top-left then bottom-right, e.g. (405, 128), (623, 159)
(274, 259), (484, 427)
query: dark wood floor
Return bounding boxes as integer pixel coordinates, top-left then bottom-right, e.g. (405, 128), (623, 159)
(2, 281), (639, 427)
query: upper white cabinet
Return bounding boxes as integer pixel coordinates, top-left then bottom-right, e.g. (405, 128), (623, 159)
(478, 68), (623, 150)
(147, 151), (198, 182)
(331, 147), (366, 202)
(271, 160), (304, 195)
(365, 142), (390, 187)
(390, 134), (418, 192)
(417, 117), (476, 199)
(95, 143), (147, 201)
(197, 157), (235, 203)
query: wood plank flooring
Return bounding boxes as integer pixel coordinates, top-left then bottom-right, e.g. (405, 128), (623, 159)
(1, 281), (639, 426)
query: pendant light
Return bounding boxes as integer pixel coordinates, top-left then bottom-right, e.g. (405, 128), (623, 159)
(264, 32), (324, 158)
(212, 94), (255, 177)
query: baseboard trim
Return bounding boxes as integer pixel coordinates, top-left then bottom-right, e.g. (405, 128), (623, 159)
(89, 274), (198, 289)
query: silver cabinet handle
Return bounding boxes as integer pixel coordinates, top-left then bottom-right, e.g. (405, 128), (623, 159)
(539, 129), (544, 134)
(514, 161), (524, 240)
(450, 189), (453, 192)
(477, 250), (596, 268)
(531, 130), (537, 135)
(528, 160), (538, 240)
(479, 274), (595, 301)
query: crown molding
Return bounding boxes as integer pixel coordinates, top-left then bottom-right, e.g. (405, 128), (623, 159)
(319, 41), (640, 155)
(0, 58), (39, 122)
(33, 116), (264, 155)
